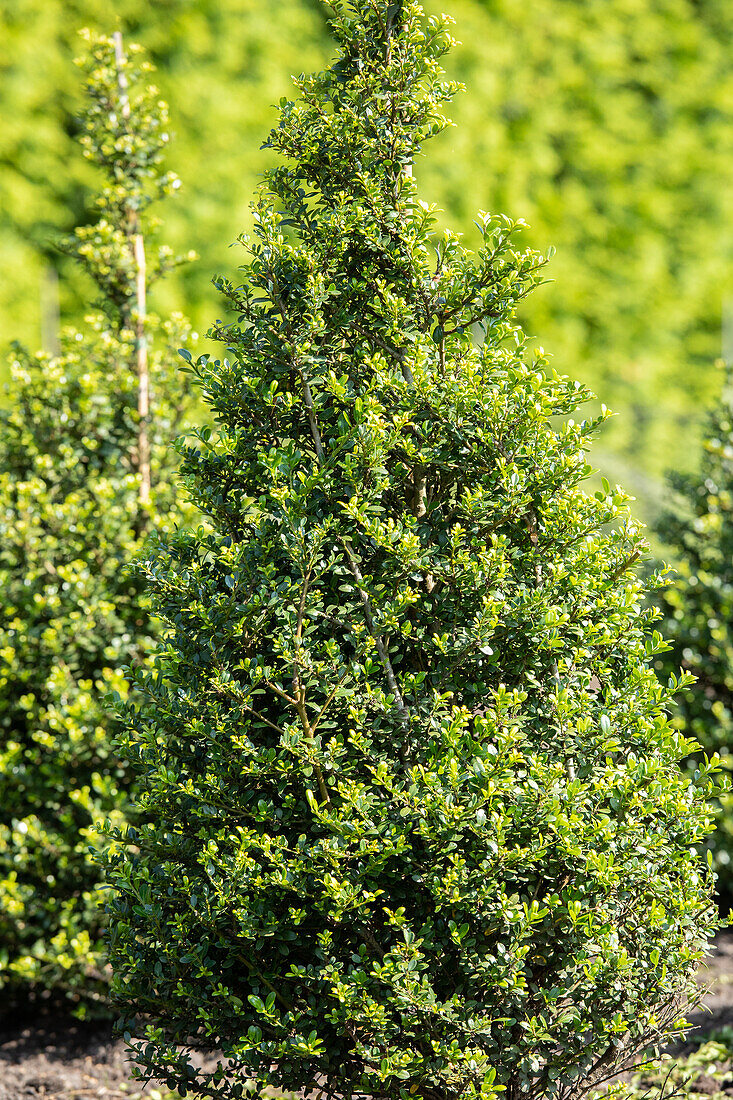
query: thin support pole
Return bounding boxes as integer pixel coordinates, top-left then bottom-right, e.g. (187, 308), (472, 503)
(113, 31), (151, 506)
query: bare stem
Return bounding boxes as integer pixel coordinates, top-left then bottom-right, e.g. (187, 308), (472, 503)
(526, 508), (575, 780)
(299, 372), (325, 463)
(113, 31), (151, 506)
(413, 465), (428, 518)
(133, 232), (151, 503)
(339, 538), (409, 728)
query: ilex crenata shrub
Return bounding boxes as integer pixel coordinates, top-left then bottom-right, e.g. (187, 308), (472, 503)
(656, 361), (733, 906)
(0, 33), (195, 1016)
(106, 2), (718, 1096)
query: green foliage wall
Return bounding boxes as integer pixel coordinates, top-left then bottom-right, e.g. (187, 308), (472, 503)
(2, 0), (732, 502)
(0, 0), (330, 353)
(438, 0), (733, 484)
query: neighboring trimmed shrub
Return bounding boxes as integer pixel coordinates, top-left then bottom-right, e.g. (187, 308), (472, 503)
(106, 3), (718, 1097)
(656, 362), (733, 905)
(0, 33), (195, 1015)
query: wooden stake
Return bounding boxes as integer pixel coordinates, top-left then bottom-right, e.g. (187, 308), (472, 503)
(113, 31), (151, 506)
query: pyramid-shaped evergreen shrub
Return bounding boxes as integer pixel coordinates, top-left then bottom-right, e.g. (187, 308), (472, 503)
(0, 33), (195, 1014)
(106, 3), (718, 1096)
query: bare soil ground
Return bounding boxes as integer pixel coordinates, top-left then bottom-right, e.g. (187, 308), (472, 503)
(686, 931), (733, 1038)
(0, 1010), (166, 1100)
(4, 934), (733, 1100)
(0, 1013), (148, 1099)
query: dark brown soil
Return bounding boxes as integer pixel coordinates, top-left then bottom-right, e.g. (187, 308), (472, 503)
(0, 1013), (151, 1099)
(4, 934), (733, 1099)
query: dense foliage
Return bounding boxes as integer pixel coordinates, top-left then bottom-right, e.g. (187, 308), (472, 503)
(1, 1), (732, 498)
(0, 34), (194, 1015)
(106, 4), (718, 1098)
(656, 363), (733, 904)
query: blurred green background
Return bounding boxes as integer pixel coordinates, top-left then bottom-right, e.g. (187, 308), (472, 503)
(2, 0), (732, 525)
